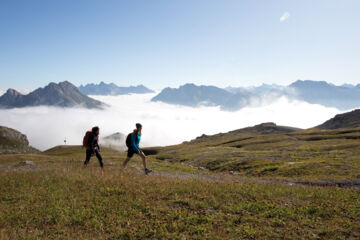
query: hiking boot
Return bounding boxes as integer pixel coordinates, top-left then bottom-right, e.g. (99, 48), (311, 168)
(145, 168), (152, 175)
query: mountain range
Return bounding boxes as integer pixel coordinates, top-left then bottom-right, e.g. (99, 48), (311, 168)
(288, 80), (360, 110)
(151, 80), (360, 111)
(78, 82), (154, 96)
(151, 83), (284, 110)
(0, 81), (105, 109)
(1, 79), (360, 111)
(151, 83), (234, 107)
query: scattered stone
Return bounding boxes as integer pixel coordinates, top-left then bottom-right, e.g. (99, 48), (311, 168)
(188, 165), (206, 170)
(21, 160), (34, 165)
(0, 164), (53, 171)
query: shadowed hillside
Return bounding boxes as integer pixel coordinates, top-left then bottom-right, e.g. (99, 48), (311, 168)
(0, 126), (39, 154)
(317, 109), (360, 129)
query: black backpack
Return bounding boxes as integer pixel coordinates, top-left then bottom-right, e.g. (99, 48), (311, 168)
(125, 133), (132, 148)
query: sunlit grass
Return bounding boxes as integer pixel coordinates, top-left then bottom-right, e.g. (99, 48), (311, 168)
(152, 128), (360, 180)
(1, 127), (360, 239)
(0, 162), (359, 239)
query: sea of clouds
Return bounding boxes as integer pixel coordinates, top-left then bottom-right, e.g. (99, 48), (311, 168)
(0, 93), (341, 151)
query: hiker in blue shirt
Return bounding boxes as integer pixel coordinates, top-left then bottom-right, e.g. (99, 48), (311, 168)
(122, 123), (152, 175)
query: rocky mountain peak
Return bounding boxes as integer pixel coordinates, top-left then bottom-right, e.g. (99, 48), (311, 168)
(5, 88), (23, 96)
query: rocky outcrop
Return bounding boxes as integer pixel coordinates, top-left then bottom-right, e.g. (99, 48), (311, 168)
(230, 122), (301, 135)
(0, 126), (39, 154)
(317, 109), (360, 129)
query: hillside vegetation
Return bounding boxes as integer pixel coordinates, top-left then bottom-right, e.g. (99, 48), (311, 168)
(147, 122), (360, 181)
(0, 146), (359, 239)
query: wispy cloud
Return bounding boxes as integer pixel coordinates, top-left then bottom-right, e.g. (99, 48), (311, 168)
(280, 12), (290, 22)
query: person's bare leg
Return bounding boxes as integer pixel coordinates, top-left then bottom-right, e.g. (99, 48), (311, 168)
(139, 152), (147, 170)
(122, 157), (131, 169)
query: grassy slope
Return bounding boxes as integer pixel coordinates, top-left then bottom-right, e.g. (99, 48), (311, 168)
(149, 127), (360, 181)
(0, 146), (359, 239)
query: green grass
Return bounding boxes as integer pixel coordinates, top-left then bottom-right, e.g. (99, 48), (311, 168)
(0, 158), (359, 239)
(1, 126), (360, 239)
(147, 127), (360, 180)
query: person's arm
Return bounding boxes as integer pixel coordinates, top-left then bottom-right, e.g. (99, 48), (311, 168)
(95, 137), (100, 151)
(89, 134), (95, 152)
(131, 133), (140, 153)
(94, 135), (99, 148)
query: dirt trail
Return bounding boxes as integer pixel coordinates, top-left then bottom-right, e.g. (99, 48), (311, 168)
(1, 162), (359, 189)
(0, 164), (53, 171)
(133, 170), (360, 189)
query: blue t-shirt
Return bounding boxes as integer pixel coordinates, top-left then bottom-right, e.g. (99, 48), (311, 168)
(131, 132), (141, 153)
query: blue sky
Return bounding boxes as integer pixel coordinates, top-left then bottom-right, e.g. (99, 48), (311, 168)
(0, 0), (359, 91)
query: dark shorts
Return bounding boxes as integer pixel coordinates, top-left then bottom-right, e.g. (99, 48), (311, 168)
(127, 147), (139, 158)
